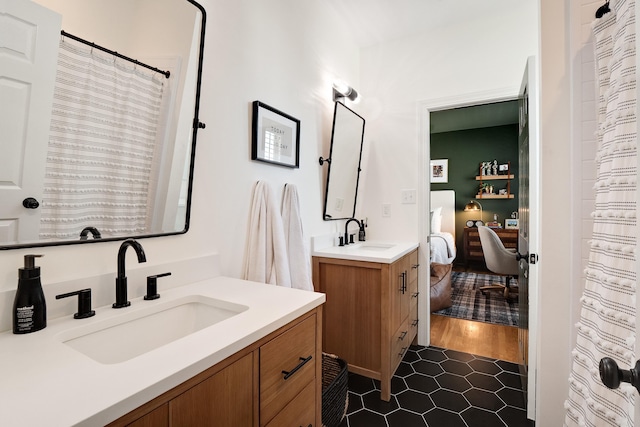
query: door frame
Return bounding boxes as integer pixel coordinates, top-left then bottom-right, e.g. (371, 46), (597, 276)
(417, 85), (520, 347)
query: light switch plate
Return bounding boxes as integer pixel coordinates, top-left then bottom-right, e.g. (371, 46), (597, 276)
(401, 189), (417, 204)
(382, 203), (391, 217)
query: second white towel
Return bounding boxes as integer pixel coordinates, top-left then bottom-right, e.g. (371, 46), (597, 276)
(282, 184), (314, 291)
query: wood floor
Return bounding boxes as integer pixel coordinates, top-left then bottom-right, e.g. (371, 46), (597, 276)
(429, 314), (520, 363)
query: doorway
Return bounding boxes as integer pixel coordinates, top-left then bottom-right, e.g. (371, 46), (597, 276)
(428, 99), (521, 363)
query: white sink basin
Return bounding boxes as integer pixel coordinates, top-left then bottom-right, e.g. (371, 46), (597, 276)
(58, 295), (248, 364)
(348, 243), (396, 251)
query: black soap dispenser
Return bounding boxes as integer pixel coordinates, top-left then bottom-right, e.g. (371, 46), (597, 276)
(13, 254), (46, 334)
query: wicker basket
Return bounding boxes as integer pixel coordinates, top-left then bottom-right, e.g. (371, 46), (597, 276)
(321, 353), (348, 427)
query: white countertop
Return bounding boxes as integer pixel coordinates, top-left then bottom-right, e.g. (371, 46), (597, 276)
(311, 240), (419, 263)
(0, 277), (325, 426)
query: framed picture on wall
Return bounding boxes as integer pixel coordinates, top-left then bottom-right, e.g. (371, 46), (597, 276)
(251, 100), (300, 168)
(430, 159), (449, 183)
(505, 219), (519, 229)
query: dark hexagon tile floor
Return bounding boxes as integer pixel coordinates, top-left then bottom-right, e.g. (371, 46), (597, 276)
(336, 345), (534, 427)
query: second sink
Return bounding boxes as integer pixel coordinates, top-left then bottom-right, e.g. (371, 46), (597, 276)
(59, 295), (248, 364)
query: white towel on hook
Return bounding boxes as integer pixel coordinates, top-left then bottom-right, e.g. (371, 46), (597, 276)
(242, 181), (291, 287)
(282, 183), (314, 291)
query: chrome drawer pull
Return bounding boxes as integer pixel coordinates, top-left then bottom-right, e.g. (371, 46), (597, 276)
(412, 292), (419, 298)
(411, 319), (419, 327)
(282, 355), (313, 380)
(398, 330), (408, 340)
(399, 346), (408, 357)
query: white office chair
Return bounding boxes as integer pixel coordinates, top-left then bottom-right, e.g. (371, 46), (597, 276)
(477, 226), (519, 298)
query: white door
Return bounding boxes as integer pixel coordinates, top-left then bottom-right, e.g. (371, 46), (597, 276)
(517, 56), (540, 421)
(0, 0), (61, 244)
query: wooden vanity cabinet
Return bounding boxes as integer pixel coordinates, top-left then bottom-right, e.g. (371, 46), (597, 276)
(313, 249), (418, 401)
(107, 307), (322, 427)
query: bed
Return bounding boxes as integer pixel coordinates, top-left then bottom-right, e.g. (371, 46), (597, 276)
(430, 190), (456, 264)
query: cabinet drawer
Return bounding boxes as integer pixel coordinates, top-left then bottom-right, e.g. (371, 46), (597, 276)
(260, 315), (316, 425)
(391, 320), (410, 369)
(265, 380), (315, 427)
(409, 303), (418, 339)
(408, 250), (419, 283)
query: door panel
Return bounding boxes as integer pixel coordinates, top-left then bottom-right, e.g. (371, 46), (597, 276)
(518, 56), (540, 421)
(0, 0), (61, 242)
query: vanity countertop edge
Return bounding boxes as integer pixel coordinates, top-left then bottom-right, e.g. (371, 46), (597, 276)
(311, 239), (419, 263)
(0, 276), (325, 426)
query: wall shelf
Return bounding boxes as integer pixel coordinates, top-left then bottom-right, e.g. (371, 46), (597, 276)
(475, 174), (514, 180)
(475, 161), (515, 199)
(475, 193), (515, 199)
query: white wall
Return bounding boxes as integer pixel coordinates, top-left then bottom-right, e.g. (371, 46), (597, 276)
(0, 0), (359, 324)
(356, 2), (538, 241)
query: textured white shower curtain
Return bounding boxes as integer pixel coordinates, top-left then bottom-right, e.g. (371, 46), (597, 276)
(565, 0), (638, 425)
(39, 38), (166, 239)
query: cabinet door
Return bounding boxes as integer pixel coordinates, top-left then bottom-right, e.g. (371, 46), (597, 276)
(170, 353), (254, 427)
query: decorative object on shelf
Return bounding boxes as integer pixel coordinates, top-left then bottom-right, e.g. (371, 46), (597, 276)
(475, 161), (514, 199)
(251, 101), (300, 168)
(430, 159), (449, 183)
(464, 200), (483, 225)
(499, 163), (510, 175)
(505, 219), (519, 229)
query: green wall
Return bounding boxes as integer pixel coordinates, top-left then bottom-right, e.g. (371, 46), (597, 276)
(431, 124), (519, 262)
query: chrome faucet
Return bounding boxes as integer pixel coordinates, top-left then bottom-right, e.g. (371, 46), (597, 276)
(344, 218), (362, 245)
(113, 239), (146, 308)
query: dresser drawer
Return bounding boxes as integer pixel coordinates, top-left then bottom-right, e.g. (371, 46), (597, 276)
(260, 315), (317, 425)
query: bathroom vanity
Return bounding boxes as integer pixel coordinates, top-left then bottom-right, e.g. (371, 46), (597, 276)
(312, 241), (419, 401)
(0, 269), (325, 426)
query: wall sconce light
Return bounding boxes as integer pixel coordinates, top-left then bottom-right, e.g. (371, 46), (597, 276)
(464, 200), (483, 222)
(332, 81), (360, 103)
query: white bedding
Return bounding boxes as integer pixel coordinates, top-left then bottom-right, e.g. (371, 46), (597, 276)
(430, 190), (456, 264)
(431, 232), (456, 264)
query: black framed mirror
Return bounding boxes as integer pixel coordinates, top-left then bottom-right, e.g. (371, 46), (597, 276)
(322, 102), (365, 220)
(0, 0), (206, 249)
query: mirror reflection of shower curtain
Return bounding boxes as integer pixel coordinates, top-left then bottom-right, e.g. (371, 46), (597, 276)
(565, 0), (637, 426)
(40, 37), (166, 240)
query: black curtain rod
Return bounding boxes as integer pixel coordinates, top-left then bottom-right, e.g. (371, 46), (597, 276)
(60, 30), (170, 79)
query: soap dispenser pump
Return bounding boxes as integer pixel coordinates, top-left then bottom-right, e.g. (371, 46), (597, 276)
(13, 254), (46, 334)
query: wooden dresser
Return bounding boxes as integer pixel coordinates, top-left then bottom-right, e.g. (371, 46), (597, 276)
(312, 249), (418, 402)
(463, 227), (518, 265)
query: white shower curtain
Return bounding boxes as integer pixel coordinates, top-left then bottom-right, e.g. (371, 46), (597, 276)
(39, 37), (166, 239)
(565, 0), (638, 426)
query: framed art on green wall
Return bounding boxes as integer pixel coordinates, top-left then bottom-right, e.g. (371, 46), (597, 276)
(431, 159), (448, 183)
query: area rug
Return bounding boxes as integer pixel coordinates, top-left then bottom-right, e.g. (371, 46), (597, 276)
(433, 271), (519, 327)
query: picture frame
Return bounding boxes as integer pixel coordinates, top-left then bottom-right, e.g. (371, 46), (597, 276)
(430, 159), (449, 183)
(251, 100), (300, 168)
(505, 219), (519, 229)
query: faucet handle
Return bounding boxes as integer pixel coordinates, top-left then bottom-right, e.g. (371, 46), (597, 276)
(56, 288), (95, 319)
(145, 272), (171, 300)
